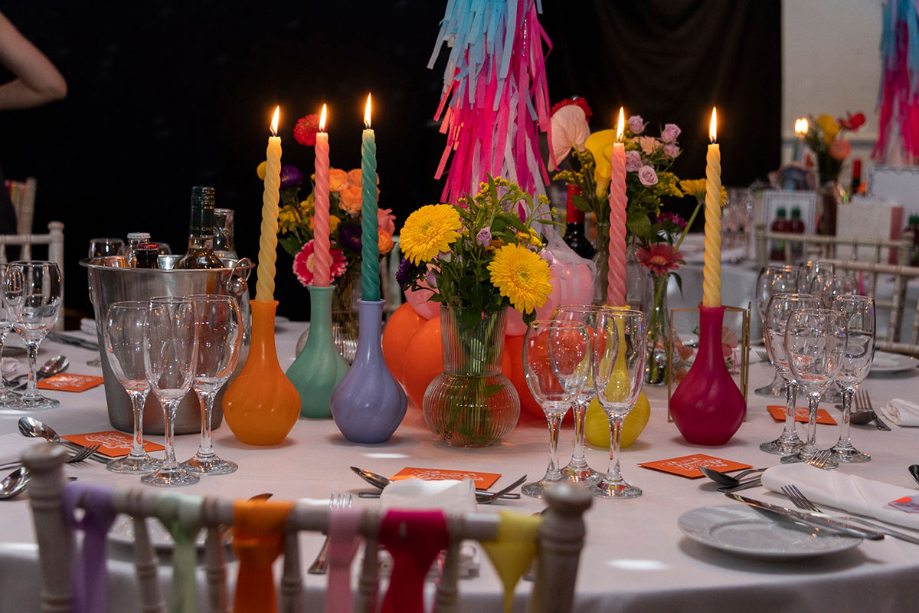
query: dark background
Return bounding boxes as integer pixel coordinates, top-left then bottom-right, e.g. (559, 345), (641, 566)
(0, 0), (780, 323)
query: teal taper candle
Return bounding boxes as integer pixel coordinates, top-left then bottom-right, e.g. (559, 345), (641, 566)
(360, 94), (380, 301)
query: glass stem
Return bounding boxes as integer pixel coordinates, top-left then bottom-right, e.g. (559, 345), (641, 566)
(782, 380), (799, 437)
(545, 412), (564, 480)
(568, 397), (589, 467)
(804, 395), (820, 457)
(25, 342), (38, 395)
(127, 390), (148, 458)
(195, 389), (216, 458)
(837, 387), (854, 447)
(0, 335), (9, 399)
(606, 413), (624, 482)
(162, 399), (180, 469)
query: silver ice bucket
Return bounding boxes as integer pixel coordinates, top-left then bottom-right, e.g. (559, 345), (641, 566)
(81, 257), (253, 434)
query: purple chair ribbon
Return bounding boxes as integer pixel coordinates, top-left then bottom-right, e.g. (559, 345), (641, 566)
(61, 483), (117, 613)
(324, 507), (362, 613)
(155, 494), (204, 613)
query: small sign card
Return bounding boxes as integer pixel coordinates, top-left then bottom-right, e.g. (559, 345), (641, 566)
(62, 431), (164, 459)
(37, 374), (105, 392)
(638, 454), (753, 479)
(767, 405), (837, 425)
(390, 467), (501, 490)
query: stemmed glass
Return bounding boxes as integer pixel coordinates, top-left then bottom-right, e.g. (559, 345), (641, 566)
(552, 305), (604, 483)
(829, 295), (875, 463)
(811, 272), (858, 303)
(88, 238), (125, 259)
(522, 321), (591, 498)
(180, 295), (242, 475)
(754, 265), (799, 396)
(591, 309), (646, 499)
(781, 308), (846, 469)
(103, 301), (162, 473)
(0, 264), (19, 408)
(797, 260), (834, 291)
(142, 297), (199, 487)
(4, 261), (63, 410)
(759, 293), (824, 455)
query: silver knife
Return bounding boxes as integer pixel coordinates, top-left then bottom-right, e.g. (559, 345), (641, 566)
(726, 493), (885, 540)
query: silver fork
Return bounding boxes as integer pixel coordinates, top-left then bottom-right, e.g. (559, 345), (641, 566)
(308, 492), (353, 575)
(781, 484), (919, 546)
(804, 449), (833, 469)
(0, 444), (101, 471)
(855, 389), (891, 431)
(757, 350), (770, 363)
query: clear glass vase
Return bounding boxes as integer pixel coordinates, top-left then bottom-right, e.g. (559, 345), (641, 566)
(645, 273), (673, 385)
(332, 269), (361, 364)
(592, 222), (610, 305)
(422, 306), (520, 447)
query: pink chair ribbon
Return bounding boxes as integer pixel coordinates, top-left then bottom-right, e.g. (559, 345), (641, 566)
(378, 510), (448, 613)
(324, 507), (362, 613)
(61, 483), (117, 613)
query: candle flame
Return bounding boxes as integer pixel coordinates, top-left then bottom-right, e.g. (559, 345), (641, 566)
(271, 106), (280, 136)
(709, 108), (718, 143)
(616, 107), (625, 142)
(794, 117), (808, 136)
(319, 104), (327, 132)
(364, 94), (372, 129)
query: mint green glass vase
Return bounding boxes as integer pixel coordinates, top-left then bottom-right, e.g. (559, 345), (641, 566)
(286, 285), (349, 418)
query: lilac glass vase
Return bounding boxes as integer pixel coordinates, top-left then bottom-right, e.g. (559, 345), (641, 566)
(330, 300), (407, 443)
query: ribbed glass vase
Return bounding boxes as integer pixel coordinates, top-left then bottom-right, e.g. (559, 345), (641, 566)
(422, 306), (519, 447)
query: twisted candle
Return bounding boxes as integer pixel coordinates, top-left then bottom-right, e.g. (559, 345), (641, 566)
(607, 110), (628, 307)
(256, 107), (282, 302)
(313, 106), (331, 287)
(702, 109), (722, 307)
(360, 95), (380, 302)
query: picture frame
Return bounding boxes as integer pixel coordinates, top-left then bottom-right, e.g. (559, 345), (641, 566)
(761, 190), (817, 235)
(867, 164), (919, 219)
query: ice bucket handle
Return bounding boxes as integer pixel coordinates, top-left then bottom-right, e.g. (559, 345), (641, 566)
(224, 257), (254, 296)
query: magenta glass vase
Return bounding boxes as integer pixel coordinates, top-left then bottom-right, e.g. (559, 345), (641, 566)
(669, 306), (745, 446)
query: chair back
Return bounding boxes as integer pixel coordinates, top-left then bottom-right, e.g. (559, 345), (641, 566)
(6, 177), (37, 234)
(753, 223), (912, 270)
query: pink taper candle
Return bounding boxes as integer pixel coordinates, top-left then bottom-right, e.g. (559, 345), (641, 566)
(702, 108), (722, 308)
(607, 108), (627, 307)
(313, 105), (332, 287)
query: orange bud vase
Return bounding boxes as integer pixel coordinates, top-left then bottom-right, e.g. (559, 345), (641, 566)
(223, 300), (301, 445)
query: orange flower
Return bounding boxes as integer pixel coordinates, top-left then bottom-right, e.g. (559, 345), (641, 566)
(378, 230), (394, 255)
(339, 185), (363, 215)
(329, 168), (350, 192)
(348, 168), (363, 186)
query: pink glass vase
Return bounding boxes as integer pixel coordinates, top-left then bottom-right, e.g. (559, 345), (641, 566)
(669, 306), (745, 445)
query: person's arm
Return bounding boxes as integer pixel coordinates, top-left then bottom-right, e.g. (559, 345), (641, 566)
(0, 11), (66, 110)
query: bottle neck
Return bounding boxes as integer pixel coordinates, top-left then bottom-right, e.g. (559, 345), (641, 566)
(566, 185), (584, 223)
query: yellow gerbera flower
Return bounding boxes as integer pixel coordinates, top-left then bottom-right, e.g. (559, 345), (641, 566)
(400, 204), (462, 265)
(488, 244), (553, 314)
(679, 179), (728, 207)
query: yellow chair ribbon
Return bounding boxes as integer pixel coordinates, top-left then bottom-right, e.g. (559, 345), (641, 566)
(155, 494), (204, 613)
(482, 511), (542, 613)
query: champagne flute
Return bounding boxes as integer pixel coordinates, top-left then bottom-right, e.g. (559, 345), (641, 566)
(781, 308), (846, 469)
(522, 321), (591, 498)
(829, 295), (875, 463)
(754, 265), (799, 396)
(759, 293), (824, 455)
(553, 305), (604, 483)
(4, 261), (63, 410)
(103, 301), (161, 473)
(591, 309), (646, 499)
(142, 297), (198, 487)
(0, 264), (18, 408)
(181, 295), (242, 475)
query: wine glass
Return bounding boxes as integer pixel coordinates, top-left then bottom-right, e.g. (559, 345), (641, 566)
(553, 305), (604, 483)
(4, 261), (63, 410)
(812, 272), (858, 302)
(180, 295), (242, 475)
(754, 265), (799, 396)
(591, 309), (646, 499)
(781, 308), (846, 469)
(797, 260), (834, 292)
(0, 264), (19, 408)
(829, 295), (875, 463)
(522, 320), (591, 498)
(88, 237), (124, 259)
(103, 302), (162, 473)
(759, 293), (824, 455)
(142, 297), (199, 487)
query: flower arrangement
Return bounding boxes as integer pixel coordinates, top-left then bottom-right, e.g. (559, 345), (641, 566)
(261, 112), (396, 287)
(804, 111), (865, 185)
(397, 175), (555, 326)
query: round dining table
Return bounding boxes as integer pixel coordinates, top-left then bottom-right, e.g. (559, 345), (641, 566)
(1, 320), (918, 613)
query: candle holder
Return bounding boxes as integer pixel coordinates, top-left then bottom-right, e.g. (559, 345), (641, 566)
(330, 299), (407, 444)
(223, 300), (301, 445)
(667, 304), (750, 446)
(286, 285), (349, 418)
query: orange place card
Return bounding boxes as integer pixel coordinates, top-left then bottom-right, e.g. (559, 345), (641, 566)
(638, 454), (753, 479)
(62, 431), (164, 459)
(390, 467), (501, 490)
(767, 405), (837, 426)
(37, 373), (105, 392)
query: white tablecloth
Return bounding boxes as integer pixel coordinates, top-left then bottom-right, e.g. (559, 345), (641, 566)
(1, 324), (919, 612)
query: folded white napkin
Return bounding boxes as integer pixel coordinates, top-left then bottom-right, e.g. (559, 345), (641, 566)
(762, 463), (919, 531)
(80, 318), (97, 337)
(379, 478), (477, 513)
(0, 432), (42, 467)
(881, 399), (919, 427)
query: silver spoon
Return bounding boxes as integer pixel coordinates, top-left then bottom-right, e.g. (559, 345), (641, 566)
(0, 467), (30, 500)
(6, 355), (70, 388)
(18, 417), (107, 463)
(909, 465), (919, 486)
(699, 466), (766, 488)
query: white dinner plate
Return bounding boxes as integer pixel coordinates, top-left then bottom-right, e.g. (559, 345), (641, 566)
(677, 505), (862, 560)
(869, 351), (919, 375)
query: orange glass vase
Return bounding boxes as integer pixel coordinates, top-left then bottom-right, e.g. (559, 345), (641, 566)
(223, 300), (300, 445)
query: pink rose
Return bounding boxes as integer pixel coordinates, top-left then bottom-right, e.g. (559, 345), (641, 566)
(377, 208), (396, 235)
(638, 165), (658, 187)
(663, 144), (680, 158)
(639, 136), (659, 156)
(829, 138), (851, 161)
(625, 150), (642, 172)
(628, 115), (645, 134)
(661, 123), (681, 143)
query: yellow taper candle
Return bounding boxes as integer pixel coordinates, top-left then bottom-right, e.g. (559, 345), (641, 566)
(702, 107), (722, 308)
(256, 106), (282, 302)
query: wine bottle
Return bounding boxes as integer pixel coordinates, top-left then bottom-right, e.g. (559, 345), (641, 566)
(563, 185), (596, 259)
(174, 186), (224, 270)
